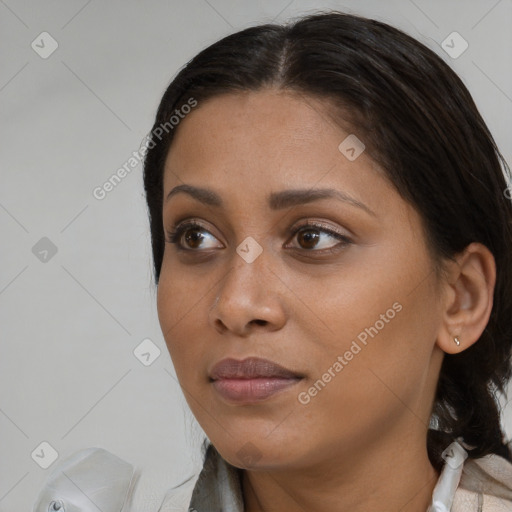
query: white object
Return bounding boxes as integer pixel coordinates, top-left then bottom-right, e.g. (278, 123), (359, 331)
(428, 441), (468, 512)
(32, 447), (135, 512)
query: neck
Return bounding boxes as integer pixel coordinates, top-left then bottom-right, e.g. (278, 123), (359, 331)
(242, 427), (440, 512)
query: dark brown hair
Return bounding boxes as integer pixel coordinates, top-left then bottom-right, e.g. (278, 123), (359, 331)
(143, 10), (512, 470)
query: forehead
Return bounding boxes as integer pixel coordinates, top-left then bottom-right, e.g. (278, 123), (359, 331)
(164, 89), (367, 187)
(174, 88), (336, 135)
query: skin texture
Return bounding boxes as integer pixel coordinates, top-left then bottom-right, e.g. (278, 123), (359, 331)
(156, 89), (496, 512)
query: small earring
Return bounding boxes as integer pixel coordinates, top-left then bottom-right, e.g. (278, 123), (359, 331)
(454, 336), (461, 346)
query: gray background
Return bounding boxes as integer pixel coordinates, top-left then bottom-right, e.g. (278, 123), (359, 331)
(1, 1), (511, 510)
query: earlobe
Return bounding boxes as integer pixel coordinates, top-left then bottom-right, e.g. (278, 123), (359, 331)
(437, 330), (464, 355)
(436, 242), (496, 355)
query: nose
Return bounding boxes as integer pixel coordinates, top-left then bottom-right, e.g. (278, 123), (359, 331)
(208, 252), (287, 336)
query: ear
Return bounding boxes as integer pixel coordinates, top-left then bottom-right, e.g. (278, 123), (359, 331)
(436, 242), (496, 355)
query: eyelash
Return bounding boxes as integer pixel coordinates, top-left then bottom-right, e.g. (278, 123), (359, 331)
(165, 220), (352, 254)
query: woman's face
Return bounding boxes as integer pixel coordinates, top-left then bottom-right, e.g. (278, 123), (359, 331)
(157, 89), (446, 470)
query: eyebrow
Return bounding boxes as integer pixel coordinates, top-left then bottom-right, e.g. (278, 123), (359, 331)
(165, 184), (376, 217)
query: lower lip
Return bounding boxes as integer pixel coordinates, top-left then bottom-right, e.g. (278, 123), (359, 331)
(212, 377), (301, 403)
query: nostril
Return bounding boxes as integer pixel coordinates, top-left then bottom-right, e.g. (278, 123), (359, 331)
(252, 319), (267, 326)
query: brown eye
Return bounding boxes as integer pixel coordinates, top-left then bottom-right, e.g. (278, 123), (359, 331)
(182, 227), (205, 249)
(289, 222), (352, 252)
(165, 221), (221, 250)
(296, 228), (321, 249)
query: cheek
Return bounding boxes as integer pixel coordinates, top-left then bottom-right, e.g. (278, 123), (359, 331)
(156, 270), (179, 343)
(156, 267), (205, 376)
(294, 297), (434, 451)
(157, 255), (206, 330)
(295, 258), (403, 359)
(301, 242), (438, 404)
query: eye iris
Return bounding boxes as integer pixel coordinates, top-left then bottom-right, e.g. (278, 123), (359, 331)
(184, 228), (204, 248)
(298, 229), (320, 249)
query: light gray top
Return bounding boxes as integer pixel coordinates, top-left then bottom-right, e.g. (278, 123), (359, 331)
(179, 441), (512, 512)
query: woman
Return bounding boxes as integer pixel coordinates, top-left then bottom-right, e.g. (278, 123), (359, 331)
(32, 9), (512, 512)
(144, 10), (512, 512)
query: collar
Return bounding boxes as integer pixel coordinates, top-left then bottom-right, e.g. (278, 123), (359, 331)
(187, 442), (512, 512)
(188, 443), (245, 511)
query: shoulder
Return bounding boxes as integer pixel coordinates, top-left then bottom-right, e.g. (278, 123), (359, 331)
(452, 488), (511, 511)
(452, 452), (512, 512)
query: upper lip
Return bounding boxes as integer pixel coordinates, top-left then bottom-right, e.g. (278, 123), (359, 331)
(209, 357), (303, 380)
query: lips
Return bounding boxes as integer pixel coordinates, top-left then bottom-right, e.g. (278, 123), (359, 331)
(209, 357), (303, 380)
(209, 357), (304, 403)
